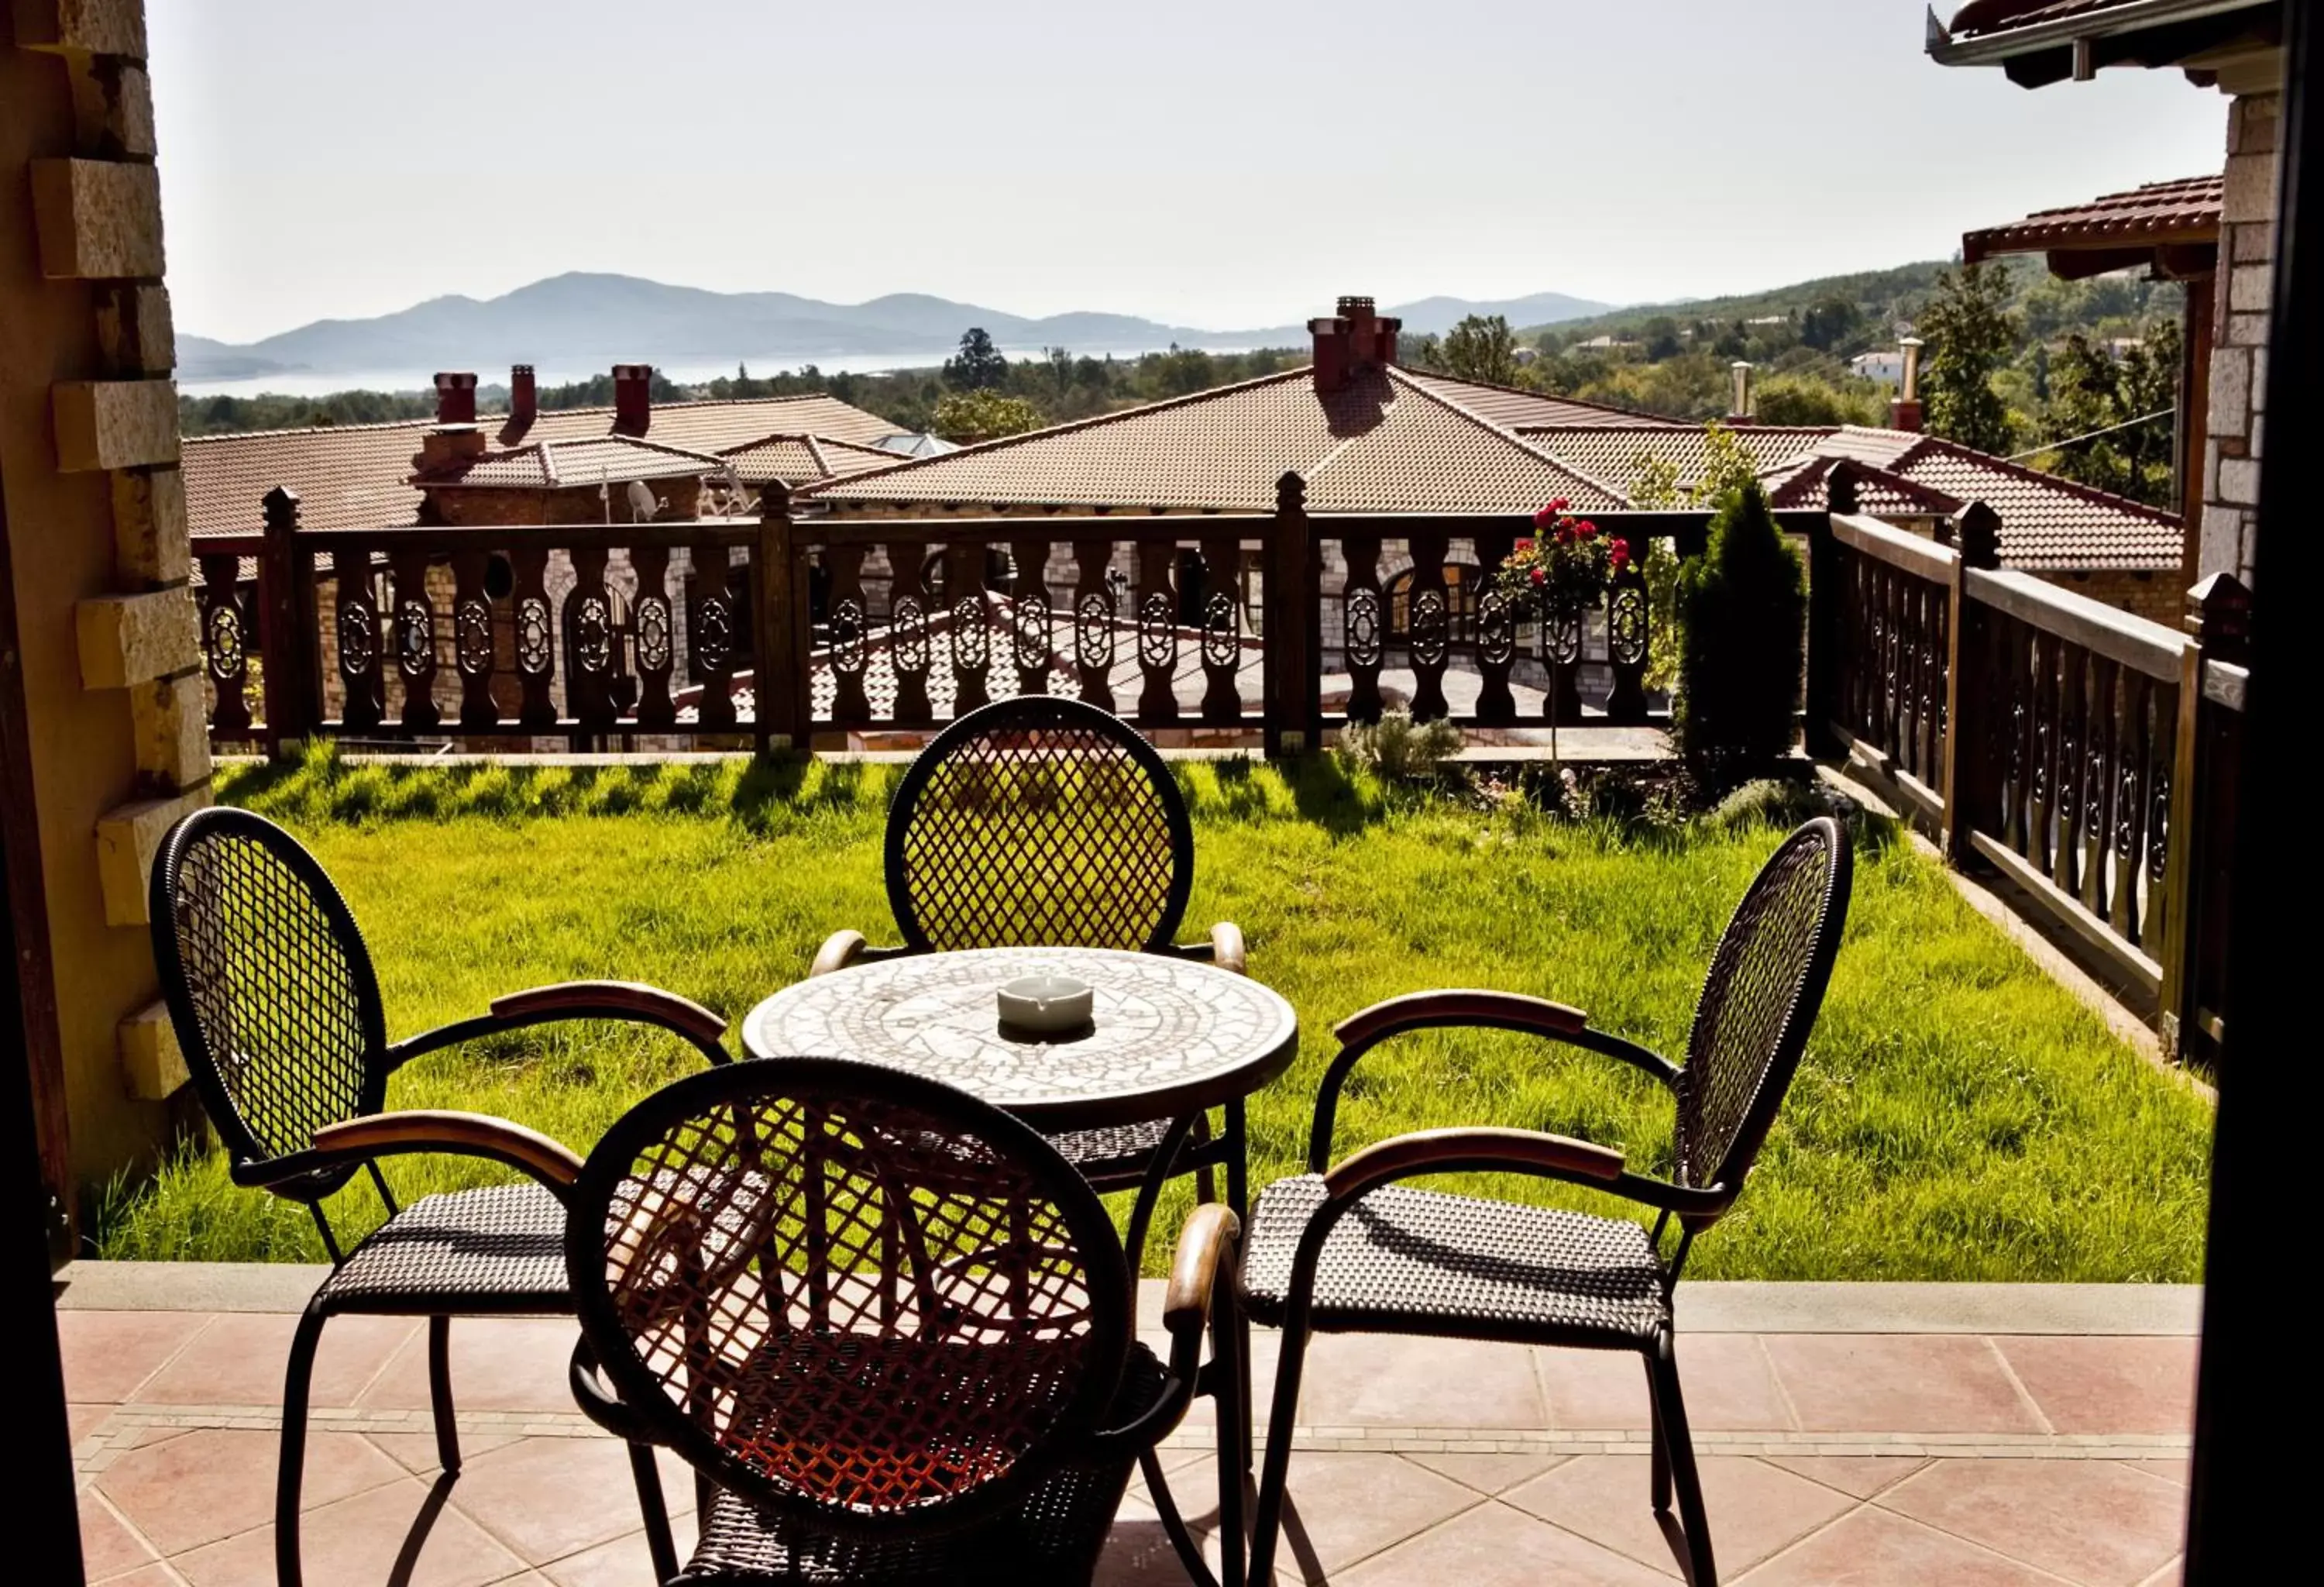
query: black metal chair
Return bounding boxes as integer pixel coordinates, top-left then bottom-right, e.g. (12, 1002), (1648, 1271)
(1239, 818), (1852, 1587)
(812, 694), (1249, 1202)
(559, 1057), (1244, 1585)
(146, 806), (732, 1587)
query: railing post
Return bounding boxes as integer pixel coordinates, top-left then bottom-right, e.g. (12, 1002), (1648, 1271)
(1264, 471), (1315, 757)
(256, 486), (313, 757)
(754, 483), (804, 752)
(1940, 503), (2000, 863)
(2160, 572), (2251, 1059)
(1803, 464), (1853, 759)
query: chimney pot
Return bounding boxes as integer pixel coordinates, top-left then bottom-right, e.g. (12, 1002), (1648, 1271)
(432, 370), (478, 425)
(1728, 360), (1755, 423)
(1892, 337), (1927, 432)
(612, 363), (652, 435)
(511, 364), (537, 428)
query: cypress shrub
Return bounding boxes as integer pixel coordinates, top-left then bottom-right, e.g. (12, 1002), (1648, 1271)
(1675, 481), (1805, 779)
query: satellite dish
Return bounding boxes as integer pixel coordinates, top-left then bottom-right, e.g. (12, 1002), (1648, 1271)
(625, 479), (658, 522)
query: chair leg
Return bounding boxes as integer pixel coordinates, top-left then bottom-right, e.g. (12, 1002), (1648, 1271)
(624, 1441), (680, 1584)
(1248, 1321), (1310, 1587)
(427, 1315), (462, 1476)
(1212, 1283), (1247, 1587)
(276, 1306), (328, 1587)
(1646, 1333), (1717, 1587)
(1647, 1356), (1672, 1513)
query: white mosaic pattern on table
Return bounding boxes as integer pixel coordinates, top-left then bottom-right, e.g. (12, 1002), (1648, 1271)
(748, 947), (1296, 1112)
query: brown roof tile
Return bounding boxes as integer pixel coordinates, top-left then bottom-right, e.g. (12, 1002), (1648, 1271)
(806, 366), (1624, 515)
(1396, 371), (1681, 429)
(184, 393), (897, 537)
(719, 433), (905, 486)
(413, 435), (723, 488)
(1515, 424), (1838, 497)
(1963, 174), (2222, 263)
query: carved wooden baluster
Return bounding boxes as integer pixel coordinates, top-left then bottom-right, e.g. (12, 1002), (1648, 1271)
(1070, 539), (1117, 713)
(2081, 656), (2117, 917)
(946, 539), (991, 716)
(2142, 680), (2174, 948)
(2027, 628), (2058, 872)
(332, 547), (384, 731)
(1851, 549), (1874, 738)
(2051, 643), (2086, 895)
(630, 542), (676, 729)
(510, 546), (559, 730)
(1999, 615), (2030, 855)
(1899, 577), (1922, 774)
(2110, 670), (2148, 943)
(1342, 531), (1384, 725)
(1929, 584), (1951, 780)
(1404, 528), (1450, 721)
(889, 538), (934, 725)
(198, 552), (253, 738)
(386, 547), (440, 731)
(449, 549), (498, 728)
(1603, 561), (1650, 727)
(1473, 528), (1519, 724)
(1880, 567), (1904, 762)
(1198, 531), (1243, 723)
(565, 546), (616, 730)
(1011, 536), (1054, 697)
(824, 542), (871, 725)
(1135, 539), (1179, 723)
(686, 539), (737, 731)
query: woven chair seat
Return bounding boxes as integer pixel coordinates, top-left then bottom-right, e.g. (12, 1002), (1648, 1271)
(1239, 1176), (1670, 1348)
(671, 1342), (1166, 1585)
(1041, 1116), (1177, 1181)
(315, 1183), (569, 1315)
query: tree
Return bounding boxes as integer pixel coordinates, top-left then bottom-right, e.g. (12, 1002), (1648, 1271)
(2040, 320), (2181, 507)
(1800, 296), (1862, 353)
(1675, 480), (1806, 779)
(1439, 315), (1519, 385)
(943, 327), (1010, 391)
(1754, 375), (1879, 427)
(1919, 263), (2020, 456)
(930, 388), (1043, 443)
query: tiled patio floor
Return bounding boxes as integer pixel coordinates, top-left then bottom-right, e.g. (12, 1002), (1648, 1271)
(61, 1270), (2195, 1585)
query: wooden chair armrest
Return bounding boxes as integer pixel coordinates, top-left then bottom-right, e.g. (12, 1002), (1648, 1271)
(1162, 1203), (1241, 1338)
(1322, 1126), (1623, 1203)
(488, 980), (727, 1045)
(261, 1110), (586, 1196)
(1332, 990), (1587, 1049)
(1206, 921), (1247, 976)
(810, 929), (870, 978)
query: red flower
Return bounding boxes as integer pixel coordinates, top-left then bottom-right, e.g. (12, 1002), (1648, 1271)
(1528, 565), (1546, 586)
(1549, 497), (1569, 514)
(1609, 538), (1631, 571)
(1555, 525), (1575, 545)
(1531, 505), (1556, 530)
(1576, 519), (1597, 539)
(1514, 538), (1535, 555)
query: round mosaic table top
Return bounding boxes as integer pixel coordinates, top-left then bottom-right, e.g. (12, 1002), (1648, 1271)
(743, 946), (1300, 1130)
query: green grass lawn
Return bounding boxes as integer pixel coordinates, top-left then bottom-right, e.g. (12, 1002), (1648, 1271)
(92, 747), (2214, 1282)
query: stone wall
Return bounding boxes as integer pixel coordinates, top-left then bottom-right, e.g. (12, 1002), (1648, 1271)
(2201, 91), (2280, 585)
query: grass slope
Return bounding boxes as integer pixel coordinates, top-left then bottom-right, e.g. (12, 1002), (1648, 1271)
(93, 749), (2212, 1281)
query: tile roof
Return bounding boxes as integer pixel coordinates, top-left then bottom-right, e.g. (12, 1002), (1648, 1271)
(412, 435), (723, 488)
(1514, 425), (1839, 499)
(1963, 175), (2222, 264)
(1948, 0), (2146, 38)
(1395, 371), (1680, 429)
(719, 433), (908, 486)
(806, 366), (1625, 515)
(183, 393), (897, 538)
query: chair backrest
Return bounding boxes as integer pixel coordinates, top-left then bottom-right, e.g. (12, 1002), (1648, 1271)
(885, 696), (1194, 954)
(149, 807), (389, 1186)
(566, 1058), (1133, 1537)
(1676, 816), (1851, 1196)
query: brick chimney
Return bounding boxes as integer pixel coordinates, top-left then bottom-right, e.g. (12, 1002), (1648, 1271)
(416, 422), (486, 474)
(1889, 336), (1925, 434)
(1311, 294), (1403, 394)
(511, 364), (537, 427)
(612, 363), (652, 435)
(432, 370), (478, 425)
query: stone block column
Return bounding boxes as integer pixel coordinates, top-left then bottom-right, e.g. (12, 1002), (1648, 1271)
(3, 0), (205, 1210)
(2202, 91), (2281, 587)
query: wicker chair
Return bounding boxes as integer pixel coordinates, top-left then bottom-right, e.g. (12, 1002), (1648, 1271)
(1241, 818), (1852, 1587)
(558, 1057), (1244, 1585)
(146, 807), (731, 1587)
(812, 695), (1249, 1203)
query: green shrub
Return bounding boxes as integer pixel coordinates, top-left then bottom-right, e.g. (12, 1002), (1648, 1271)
(1675, 481), (1806, 778)
(1333, 710), (1464, 783)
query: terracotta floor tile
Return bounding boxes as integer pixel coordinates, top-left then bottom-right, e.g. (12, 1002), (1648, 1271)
(446, 1435), (649, 1564)
(132, 1313), (418, 1410)
(70, 1403), (116, 1445)
(1260, 1450), (1485, 1582)
(60, 1312), (211, 1404)
(1759, 1454), (1930, 1499)
(1878, 1459), (2186, 1586)
(96, 1426), (405, 1557)
(78, 1491), (159, 1583)
(1992, 1336), (2198, 1436)
(2135, 1560), (2182, 1587)
(366, 1429), (528, 1477)
(89, 1568), (179, 1587)
(1535, 1334), (1796, 1431)
(1335, 1499), (1676, 1586)
(1402, 1451), (1570, 1496)
(2132, 1458), (2190, 1488)
(1098, 1490), (1200, 1587)
(173, 1476), (528, 1587)
(1733, 1506), (2071, 1585)
(1505, 1455), (1855, 1578)
(1296, 1333), (1545, 1427)
(534, 1448), (700, 1585)
(1760, 1335), (2047, 1434)
(358, 1316), (579, 1414)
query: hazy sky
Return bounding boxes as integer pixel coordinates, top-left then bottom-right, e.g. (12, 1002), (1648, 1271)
(148, 1), (2233, 344)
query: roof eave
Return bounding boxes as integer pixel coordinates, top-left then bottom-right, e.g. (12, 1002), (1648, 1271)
(1927, 0), (2270, 67)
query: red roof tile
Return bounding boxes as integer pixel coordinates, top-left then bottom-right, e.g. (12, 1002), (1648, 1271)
(1397, 371), (1680, 429)
(719, 433), (906, 486)
(1963, 175), (2222, 263)
(412, 435), (722, 488)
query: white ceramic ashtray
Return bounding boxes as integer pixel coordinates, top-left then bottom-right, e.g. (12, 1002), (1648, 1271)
(996, 975), (1094, 1034)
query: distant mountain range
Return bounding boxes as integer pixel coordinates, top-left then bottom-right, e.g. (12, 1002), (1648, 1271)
(177, 274), (1614, 384)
